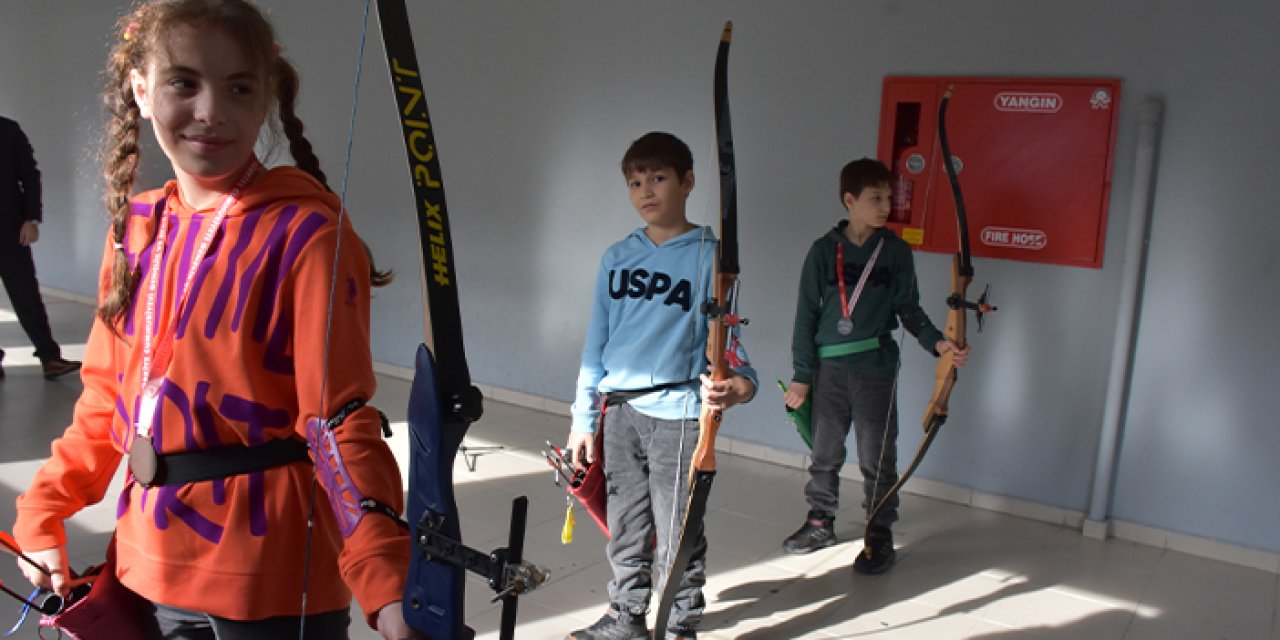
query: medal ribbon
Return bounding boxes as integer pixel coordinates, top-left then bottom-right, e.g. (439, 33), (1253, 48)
(135, 159), (262, 439)
(836, 237), (884, 330)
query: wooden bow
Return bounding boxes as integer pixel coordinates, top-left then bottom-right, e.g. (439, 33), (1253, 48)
(652, 21), (739, 637)
(862, 85), (995, 559)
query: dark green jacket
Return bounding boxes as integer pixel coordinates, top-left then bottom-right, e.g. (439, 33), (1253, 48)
(791, 221), (943, 383)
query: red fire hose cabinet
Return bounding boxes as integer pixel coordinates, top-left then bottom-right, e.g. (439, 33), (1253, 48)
(878, 76), (1122, 268)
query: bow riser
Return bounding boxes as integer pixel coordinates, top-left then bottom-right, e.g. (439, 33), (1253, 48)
(922, 254), (970, 429)
(690, 272), (736, 474)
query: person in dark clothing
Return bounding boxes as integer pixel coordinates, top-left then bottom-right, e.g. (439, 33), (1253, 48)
(0, 116), (81, 381)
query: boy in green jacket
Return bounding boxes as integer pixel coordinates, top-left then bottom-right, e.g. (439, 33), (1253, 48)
(781, 158), (966, 574)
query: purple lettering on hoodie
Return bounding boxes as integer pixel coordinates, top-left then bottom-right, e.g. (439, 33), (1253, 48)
(202, 205), (266, 339)
(262, 211), (327, 374)
(232, 208), (296, 333)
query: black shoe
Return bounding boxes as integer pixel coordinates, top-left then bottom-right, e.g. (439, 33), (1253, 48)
(566, 606), (649, 640)
(665, 631), (697, 640)
(853, 528), (896, 575)
(42, 357), (81, 381)
(782, 510), (836, 554)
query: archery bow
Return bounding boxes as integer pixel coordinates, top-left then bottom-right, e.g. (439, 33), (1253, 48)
(652, 20), (739, 637)
(370, 1), (546, 637)
(861, 85), (995, 560)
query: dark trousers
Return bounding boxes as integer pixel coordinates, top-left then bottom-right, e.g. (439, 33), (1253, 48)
(152, 602), (351, 639)
(0, 238), (59, 362)
(804, 364), (900, 530)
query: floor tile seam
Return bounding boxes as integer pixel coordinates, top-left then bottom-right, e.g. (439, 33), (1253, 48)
(1124, 612), (1274, 640)
(754, 550), (851, 576)
(822, 606), (981, 639)
(972, 585), (1143, 625)
(1034, 581), (1152, 611)
(962, 565), (1157, 609)
(967, 606), (1134, 639)
(1130, 545), (1196, 612)
(1114, 607), (1142, 640)
(453, 515), (569, 549)
(715, 503), (809, 526)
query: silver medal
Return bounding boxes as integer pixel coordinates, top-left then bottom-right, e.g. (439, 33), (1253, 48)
(836, 318), (853, 335)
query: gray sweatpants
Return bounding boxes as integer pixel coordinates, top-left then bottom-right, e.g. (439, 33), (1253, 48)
(603, 402), (706, 632)
(804, 364), (901, 529)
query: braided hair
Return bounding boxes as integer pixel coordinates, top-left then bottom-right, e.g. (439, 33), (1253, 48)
(99, 0), (388, 332)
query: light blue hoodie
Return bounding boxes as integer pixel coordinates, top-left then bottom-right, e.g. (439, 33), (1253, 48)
(571, 225), (757, 432)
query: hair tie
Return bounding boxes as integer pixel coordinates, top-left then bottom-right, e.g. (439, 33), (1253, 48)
(113, 241), (124, 250)
(123, 22), (139, 42)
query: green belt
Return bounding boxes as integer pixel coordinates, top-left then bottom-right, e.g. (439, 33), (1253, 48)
(818, 335), (888, 359)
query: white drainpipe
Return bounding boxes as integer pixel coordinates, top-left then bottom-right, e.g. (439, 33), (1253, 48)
(1085, 97), (1164, 539)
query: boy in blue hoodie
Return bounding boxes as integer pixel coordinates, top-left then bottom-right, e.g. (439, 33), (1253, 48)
(565, 132), (757, 640)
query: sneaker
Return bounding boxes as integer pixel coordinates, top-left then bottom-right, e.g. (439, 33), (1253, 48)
(782, 510), (836, 554)
(42, 357), (81, 381)
(853, 528), (896, 575)
(665, 630), (697, 640)
(565, 606), (649, 640)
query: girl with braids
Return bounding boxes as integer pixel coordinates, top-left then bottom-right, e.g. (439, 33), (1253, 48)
(12, 1), (413, 638)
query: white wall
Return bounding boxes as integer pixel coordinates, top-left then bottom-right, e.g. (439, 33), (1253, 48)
(3, 1), (1277, 559)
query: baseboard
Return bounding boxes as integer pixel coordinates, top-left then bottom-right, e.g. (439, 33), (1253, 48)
(39, 286), (97, 306)
(372, 361), (574, 417)
(1109, 519), (1280, 573)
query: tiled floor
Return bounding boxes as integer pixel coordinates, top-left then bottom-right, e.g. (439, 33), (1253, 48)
(2, 291), (1277, 639)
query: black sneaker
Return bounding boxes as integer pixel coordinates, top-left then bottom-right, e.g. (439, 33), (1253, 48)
(853, 528), (896, 575)
(782, 510), (836, 554)
(665, 631), (697, 640)
(566, 606), (649, 640)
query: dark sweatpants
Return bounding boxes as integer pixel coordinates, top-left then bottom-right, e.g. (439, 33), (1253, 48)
(804, 364), (900, 529)
(0, 237), (60, 362)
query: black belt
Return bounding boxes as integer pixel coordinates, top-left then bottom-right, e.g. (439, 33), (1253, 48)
(604, 379), (698, 407)
(147, 438), (310, 486)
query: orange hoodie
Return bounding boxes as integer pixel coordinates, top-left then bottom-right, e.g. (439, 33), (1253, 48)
(15, 166), (408, 626)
